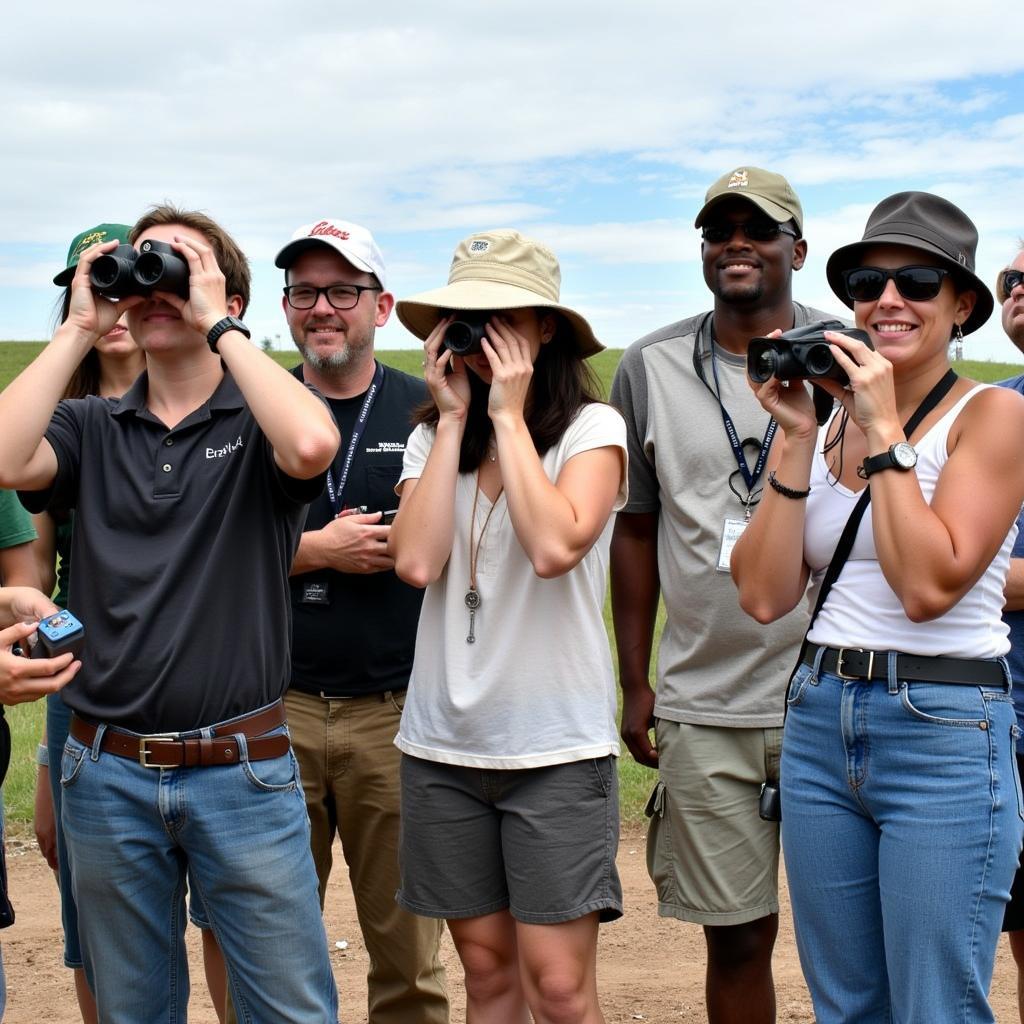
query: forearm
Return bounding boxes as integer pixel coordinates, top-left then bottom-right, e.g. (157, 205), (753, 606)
(389, 417), (464, 587)
(494, 416), (619, 578)
(610, 513), (660, 693)
(1006, 559), (1024, 612)
(731, 433), (815, 622)
(216, 332), (339, 479)
(290, 531), (327, 576)
(0, 323), (93, 489)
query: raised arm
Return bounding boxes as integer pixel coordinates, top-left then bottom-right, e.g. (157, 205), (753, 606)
(484, 320), (623, 578)
(0, 241), (136, 491)
(160, 234), (340, 480)
(389, 318), (468, 587)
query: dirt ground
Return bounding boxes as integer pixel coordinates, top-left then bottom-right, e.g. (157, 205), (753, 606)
(1, 828), (1020, 1023)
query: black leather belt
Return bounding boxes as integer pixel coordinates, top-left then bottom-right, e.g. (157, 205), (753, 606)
(804, 643), (1006, 687)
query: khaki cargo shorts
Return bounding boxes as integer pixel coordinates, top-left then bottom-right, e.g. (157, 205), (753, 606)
(646, 720), (782, 926)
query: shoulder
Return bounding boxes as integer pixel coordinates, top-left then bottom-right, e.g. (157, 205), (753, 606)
(621, 312), (707, 364)
(381, 363), (428, 401)
(950, 383), (1024, 450)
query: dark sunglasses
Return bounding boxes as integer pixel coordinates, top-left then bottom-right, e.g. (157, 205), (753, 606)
(841, 265), (950, 303)
(701, 221), (798, 244)
(997, 268), (1024, 303)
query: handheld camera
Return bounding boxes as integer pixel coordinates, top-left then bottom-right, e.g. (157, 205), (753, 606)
(30, 610), (85, 660)
(443, 312), (492, 356)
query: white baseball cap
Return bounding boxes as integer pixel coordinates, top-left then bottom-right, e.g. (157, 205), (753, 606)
(274, 219), (387, 291)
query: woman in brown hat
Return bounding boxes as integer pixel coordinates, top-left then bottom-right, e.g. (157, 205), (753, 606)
(389, 229), (627, 1022)
(731, 192), (1024, 1022)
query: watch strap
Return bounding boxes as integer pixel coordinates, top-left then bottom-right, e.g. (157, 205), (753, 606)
(206, 316), (250, 353)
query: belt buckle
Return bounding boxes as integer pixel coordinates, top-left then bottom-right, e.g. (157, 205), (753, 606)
(138, 735), (178, 769)
(836, 647), (874, 680)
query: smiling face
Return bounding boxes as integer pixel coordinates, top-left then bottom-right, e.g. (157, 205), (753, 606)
(1001, 251), (1024, 353)
(853, 244), (975, 373)
(700, 198), (806, 309)
(283, 247), (392, 377)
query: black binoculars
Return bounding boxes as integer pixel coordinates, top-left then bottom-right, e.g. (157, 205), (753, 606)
(747, 320), (872, 386)
(443, 312), (492, 356)
(89, 240), (190, 300)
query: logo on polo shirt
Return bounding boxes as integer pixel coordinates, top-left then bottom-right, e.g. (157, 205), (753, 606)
(206, 435), (244, 460)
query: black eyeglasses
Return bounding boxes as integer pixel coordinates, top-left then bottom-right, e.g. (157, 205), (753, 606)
(997, 269), (1024, 303)
(841, 266), (950, 303)
(283, 284), (381, 310)
(701, 221), (799, 244)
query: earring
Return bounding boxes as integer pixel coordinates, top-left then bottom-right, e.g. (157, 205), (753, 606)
(953, 322), (964, 362)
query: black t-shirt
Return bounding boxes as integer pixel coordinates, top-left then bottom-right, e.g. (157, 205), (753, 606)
(289, 363), (427, 697)
(19, 371), (325, 733)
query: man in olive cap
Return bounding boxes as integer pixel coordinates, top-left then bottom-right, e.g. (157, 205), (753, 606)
(610, 167), (835, 1022)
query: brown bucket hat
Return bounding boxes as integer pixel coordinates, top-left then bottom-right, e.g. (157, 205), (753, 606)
(396, 229), (604, 357)
(825, 191), (993, 335)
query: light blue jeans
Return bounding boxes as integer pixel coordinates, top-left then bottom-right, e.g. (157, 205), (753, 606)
(781, 649), (1024, 1023)
(60, 719), (338, 1024)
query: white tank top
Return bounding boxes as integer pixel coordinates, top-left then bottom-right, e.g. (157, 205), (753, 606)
(805, 385), (1014, 658)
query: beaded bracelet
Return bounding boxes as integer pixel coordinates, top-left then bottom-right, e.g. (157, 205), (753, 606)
(768, 470), (811, 500)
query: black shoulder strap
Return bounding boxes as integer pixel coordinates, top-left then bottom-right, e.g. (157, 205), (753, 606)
(805, 367), (958, 632)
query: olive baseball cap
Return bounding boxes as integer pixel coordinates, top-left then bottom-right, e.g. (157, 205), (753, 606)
(54, 223), (132, 286)
(694, 167), (804, 236)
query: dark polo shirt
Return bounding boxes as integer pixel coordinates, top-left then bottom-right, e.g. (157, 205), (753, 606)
(20, 370), (326, 733)
(289, 363), (426, 697)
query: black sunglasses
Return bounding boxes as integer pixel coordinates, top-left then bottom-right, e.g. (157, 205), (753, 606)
(997, 268), (1024, 303)
(701, 221), (798, 244)
(841, 265), (950, 303)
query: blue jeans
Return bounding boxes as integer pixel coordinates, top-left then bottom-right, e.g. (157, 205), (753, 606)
(60, 719), (338, 1024)
(781, 651), (1024, 1023)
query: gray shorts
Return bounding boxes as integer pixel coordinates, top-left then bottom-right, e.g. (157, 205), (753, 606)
(398, 754), (623, 925)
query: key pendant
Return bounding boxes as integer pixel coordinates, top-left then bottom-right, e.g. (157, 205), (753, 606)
(465, 588), (481, 644)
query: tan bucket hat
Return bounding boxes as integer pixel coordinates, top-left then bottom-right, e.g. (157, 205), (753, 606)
(396, 229), (604, 357)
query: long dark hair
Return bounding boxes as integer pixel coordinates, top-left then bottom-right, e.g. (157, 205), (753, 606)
(414, 311), (604, 472)
(51, 287), (102, 400)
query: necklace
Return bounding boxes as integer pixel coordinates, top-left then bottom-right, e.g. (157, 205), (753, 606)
(466, 471), (503, 644)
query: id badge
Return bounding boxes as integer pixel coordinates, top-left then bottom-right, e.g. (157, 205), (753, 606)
(717, 518), (747, 573)
(301, 581), (330, 605)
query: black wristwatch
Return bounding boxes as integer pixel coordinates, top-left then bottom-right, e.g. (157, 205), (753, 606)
(861, 441), (918, 478)
(206, 316), (250, 353)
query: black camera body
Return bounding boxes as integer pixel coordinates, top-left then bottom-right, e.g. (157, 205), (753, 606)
(30, 610), (85, 660)
(444, 312), (491, 356)
(747, 320), (872, 386)
(758, 781), (781, 822)
(89, 240), (190, 300)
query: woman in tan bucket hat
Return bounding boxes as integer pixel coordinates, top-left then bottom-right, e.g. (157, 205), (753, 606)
(389, 229), (627, 1021)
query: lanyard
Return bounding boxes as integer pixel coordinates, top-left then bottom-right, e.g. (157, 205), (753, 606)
(692, 314), (777, 498)
(325, 361), (384, 516)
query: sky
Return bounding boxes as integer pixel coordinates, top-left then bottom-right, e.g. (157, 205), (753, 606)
(3, 1), (1024, 361)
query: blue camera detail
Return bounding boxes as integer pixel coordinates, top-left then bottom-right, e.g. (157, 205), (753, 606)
(31, 610), (85, 660)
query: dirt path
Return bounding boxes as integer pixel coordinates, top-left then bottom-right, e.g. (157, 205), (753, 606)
(1, 829), (1020, 1022)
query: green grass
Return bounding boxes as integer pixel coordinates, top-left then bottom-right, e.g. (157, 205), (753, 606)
(0, 342), (1019, 829)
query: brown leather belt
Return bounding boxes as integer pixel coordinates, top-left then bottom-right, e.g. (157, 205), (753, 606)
(69, 701), (290, 769)
(804, 643), (1006, 687)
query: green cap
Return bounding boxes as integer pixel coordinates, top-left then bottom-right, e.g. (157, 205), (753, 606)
(694, 167), (803, 236)
(53, 223), (132, 286)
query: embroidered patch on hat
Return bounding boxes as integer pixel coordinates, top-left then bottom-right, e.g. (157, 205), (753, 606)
(728, 170), (749, 189)
(72, 230), (109, 259)
(469, 240), (491, 254)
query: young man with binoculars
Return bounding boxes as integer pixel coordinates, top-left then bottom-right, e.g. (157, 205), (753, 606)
(0, 205), (341, 1023)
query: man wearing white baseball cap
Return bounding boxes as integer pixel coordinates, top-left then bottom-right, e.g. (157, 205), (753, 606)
(275, 220), (449, 1024)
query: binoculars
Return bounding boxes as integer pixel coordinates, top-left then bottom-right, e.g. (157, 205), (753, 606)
(747, 320), (872, 386)
(89, 240), (190, 300)
(444, 312), (491, 356)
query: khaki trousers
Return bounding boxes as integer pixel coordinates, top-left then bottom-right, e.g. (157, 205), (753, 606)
(284, 687), (449, 1024)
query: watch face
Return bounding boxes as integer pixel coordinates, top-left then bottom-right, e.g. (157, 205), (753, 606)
(892, 442), (917, 469)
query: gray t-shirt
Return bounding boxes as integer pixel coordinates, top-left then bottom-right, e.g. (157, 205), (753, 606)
(611, 304), (835, 727)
